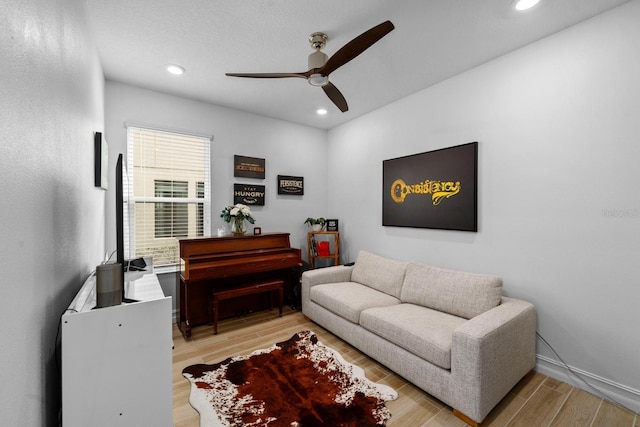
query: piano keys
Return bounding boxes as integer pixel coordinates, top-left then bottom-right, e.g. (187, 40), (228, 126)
(177, 233), (302, 337)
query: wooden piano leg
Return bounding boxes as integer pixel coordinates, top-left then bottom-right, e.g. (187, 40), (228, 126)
(278, 286), (283, 317)
(213, 299), (219, 335)
(207, 291), (212, 325)
(180, 320), (192, 338)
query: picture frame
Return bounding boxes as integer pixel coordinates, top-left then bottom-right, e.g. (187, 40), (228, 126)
(326, 219), (339, 232)
(277, 175), (304, 195)
(94, 132), (108, 190)
(253, 227), (262, 235)
(234, 183), (265, 206)
(382, 142), (478, 232)
(234, 155), (265, 179)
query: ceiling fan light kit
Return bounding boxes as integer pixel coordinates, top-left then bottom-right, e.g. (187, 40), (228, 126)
(225, 21), (395, 113)
(308, 73), (329, 87)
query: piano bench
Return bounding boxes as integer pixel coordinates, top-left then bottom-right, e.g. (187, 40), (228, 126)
(210, 280), (284, 335)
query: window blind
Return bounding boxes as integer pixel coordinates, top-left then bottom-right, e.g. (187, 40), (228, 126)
(125, 126), (211, 267)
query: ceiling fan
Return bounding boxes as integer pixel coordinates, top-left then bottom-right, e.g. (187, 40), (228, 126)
(225, 20), (395, 113)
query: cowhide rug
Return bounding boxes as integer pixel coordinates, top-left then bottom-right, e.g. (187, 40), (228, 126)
(182, 330), (397, 427)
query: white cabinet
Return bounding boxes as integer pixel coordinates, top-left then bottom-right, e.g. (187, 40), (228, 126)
(62, 268), (172, 427)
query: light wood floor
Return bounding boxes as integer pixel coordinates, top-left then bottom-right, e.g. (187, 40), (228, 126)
(172, 308), (638, 427)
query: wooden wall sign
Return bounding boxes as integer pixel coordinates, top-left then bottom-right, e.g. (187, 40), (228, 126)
(234, 184), (265, 206)
(277, 175), (304, 195)
(234, 155), (265, 179)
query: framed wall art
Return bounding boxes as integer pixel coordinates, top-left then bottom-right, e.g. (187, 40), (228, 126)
(94, 132), (108, 190)
(234, 183), (265, 206)
(326, 219), (339, 231)
(382, 142), (477, 232)
(234, 155), (265, 179)
(277, 175), (304, 195)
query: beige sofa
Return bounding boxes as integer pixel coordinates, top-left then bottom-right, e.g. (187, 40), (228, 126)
(301, 250), (536, 426)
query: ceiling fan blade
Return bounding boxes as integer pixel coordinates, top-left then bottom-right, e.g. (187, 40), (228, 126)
(226, 72), (309, 79)
(321, 20), (394, 76)
(322, 82), (349, 112)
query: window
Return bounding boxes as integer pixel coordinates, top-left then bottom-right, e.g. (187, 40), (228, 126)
(196, 181), (204, 237)
(125, 126), (211, 267)
(154, 180), (188, 238)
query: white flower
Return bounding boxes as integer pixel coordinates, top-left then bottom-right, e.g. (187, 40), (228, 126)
(221, 203), (256, 224)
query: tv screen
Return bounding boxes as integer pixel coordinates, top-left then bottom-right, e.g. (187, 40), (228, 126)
(115, 153), (125, 294)
(115, 153), (142, 303)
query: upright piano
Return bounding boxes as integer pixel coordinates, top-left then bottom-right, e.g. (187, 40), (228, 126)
(178, 233), (302, 337)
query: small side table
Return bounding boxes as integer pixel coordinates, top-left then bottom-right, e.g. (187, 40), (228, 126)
(307, 231), (340, 268)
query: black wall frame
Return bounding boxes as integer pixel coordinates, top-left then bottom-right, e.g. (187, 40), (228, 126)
(382, 142), (478, 232)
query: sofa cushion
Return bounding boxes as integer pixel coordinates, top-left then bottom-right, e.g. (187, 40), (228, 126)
(360, 303), (466, 369)
(400, 263), (503, 319)
(310, 282), (401, 324)
(351, 250), (408, 299)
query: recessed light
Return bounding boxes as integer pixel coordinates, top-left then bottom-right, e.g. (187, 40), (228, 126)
(166, 64), (185, 75)
(514, 0), (539, 11)
(316, 108), (328, 115)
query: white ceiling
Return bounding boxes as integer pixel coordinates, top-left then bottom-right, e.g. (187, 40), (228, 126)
(86, 0), (630, 130)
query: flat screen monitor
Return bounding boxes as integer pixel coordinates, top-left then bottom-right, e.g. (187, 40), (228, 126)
(115, 154), (125, 295)
(115, 154), (139, 303)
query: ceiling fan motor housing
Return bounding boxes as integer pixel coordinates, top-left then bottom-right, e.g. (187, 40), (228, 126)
(307, 35), (329, 86)
(308, 50), (328, 70)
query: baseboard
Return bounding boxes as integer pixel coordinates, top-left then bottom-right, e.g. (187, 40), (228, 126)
(536, 354), (640, 414)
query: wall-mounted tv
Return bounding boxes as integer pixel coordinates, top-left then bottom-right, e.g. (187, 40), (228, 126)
(115, 153), (126, 297)
(115, 153), (141, 303)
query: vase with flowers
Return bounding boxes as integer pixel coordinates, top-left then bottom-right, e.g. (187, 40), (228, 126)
(221, 203), (256, 236)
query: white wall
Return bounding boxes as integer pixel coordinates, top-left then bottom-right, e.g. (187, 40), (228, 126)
(0, 0), (105, 425)
(327, 0), (640, 411)
(2, 1), (634, 423)
(104, 82), (328, 298)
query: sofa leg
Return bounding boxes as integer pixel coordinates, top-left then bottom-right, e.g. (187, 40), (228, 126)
(452, 370), (534, 426)
(453, 409), (480, 427)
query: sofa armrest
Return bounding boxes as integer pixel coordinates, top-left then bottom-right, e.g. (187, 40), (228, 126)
(302, 265), (354, 288)
(301, 265), (354, 310)
(451, 297), (536, 422)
